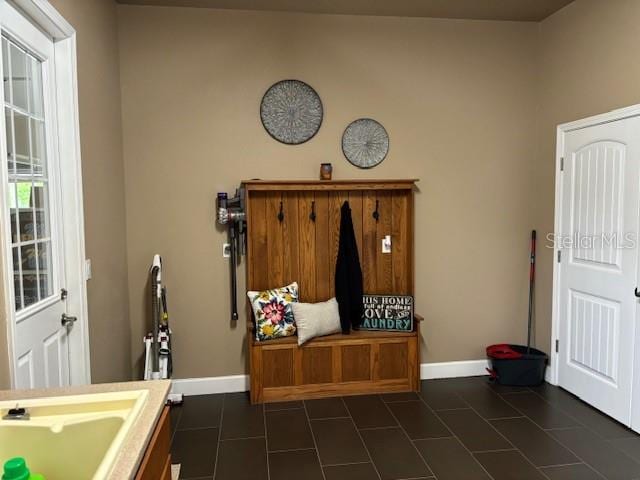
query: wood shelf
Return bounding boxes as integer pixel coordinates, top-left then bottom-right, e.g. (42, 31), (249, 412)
(242, 179), (418, 191)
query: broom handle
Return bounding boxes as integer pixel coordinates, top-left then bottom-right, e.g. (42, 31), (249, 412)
(527, 230), (536, 353)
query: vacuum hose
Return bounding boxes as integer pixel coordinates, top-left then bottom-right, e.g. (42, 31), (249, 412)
(229, 223), (239, 321)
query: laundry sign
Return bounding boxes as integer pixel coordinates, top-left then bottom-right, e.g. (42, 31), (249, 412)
(360, 295), (414, 332)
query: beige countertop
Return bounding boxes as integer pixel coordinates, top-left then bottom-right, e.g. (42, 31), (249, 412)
(0, 379), (171, 479)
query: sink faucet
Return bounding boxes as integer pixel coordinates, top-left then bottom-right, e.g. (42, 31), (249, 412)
(2, 405), (30, 420)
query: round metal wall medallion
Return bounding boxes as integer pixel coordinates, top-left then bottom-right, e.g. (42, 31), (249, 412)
(260, 80), (323, 145)
(342, 118), (389, 169)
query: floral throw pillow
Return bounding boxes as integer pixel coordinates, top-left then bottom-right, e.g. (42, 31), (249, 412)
(247, 282), (299, 341)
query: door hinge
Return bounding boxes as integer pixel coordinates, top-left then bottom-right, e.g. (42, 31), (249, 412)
(60, 288), (68, 301)
(560, 157), (564, 171)
(555, 339), (559, 353)
(557, 250), (562, 263)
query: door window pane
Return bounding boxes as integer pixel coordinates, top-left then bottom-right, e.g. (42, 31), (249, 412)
(2, 38), (9, 104)
(16, 181), (35, 242)
(28, 57), (42, 117)
(12, 247), (21, 310)
(37, 240), (51, 299)
(13, 112), (29, 173)
(4, 107), (12, 172)
(20, 244), (37, 308)
(30, 119), (44, 174)
(3, 37), (55, 310)
(32, 182), (49, 238)
(9, 43), (27, 111)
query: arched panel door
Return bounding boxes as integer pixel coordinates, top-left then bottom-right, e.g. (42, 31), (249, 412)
(558, 120), (640, 426)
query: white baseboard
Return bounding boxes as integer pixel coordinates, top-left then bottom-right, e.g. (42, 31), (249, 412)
(171, 361), (492, 396)
(545, 365), (554, 384)
(171, 374), (249, 396)
(420, 359), (490, 380)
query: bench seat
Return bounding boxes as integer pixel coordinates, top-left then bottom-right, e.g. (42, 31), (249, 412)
(248, 315), (422, 403)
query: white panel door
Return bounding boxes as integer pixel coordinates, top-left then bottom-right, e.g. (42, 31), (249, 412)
(1, 2), (70, 389)
(558, 117), (640, 425)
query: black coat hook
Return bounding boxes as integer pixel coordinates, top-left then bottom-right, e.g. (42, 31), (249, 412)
(372, 200), (380, 222)
(310, 201), (316, 222)
(277, 201), (284, 222)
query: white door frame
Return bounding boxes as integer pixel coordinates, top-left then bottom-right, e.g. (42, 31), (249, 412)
(551, 103), (640, 390)
(0, 0), (90, 386)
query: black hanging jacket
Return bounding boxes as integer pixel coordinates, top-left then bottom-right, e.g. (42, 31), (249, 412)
(335, 201), (364, 333)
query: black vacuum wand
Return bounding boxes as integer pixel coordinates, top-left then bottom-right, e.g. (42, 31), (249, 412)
(216, 188), (246, 321)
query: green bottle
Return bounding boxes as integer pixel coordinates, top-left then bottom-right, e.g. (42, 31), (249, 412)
(2, 457), (45, 480)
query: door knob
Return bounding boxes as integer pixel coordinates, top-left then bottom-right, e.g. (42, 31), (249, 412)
(61, 313), (77, 327)
(635, 288), (640, 298)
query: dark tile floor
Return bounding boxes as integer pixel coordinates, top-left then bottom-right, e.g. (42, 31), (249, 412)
(169, 376), (640, 480)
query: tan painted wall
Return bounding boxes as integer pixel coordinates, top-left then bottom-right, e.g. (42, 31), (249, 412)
(534, 0), (640, 356)
(3, 0), (637, 389)
(118, 5), (539, 378)
(45, 0), (132, 384)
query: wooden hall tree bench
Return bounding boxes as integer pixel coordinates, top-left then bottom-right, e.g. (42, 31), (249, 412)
(243, 179), (420, 404)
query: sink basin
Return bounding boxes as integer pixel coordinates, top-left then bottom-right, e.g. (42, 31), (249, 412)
(0, 389), (148, 479)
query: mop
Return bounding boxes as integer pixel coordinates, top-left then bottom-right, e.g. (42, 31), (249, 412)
(485, 230), (548, 386)
(143, 254), (183, 404)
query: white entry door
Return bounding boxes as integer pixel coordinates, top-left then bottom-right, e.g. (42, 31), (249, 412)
(557, 115), (640, 425)
(1, 1), (86, 389)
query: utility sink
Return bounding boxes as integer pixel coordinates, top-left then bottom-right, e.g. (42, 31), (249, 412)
(0, 389), (148, 479)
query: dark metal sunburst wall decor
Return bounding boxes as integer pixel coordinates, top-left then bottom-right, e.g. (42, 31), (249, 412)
(260, 80), (323, 145)
(342, 118), (389, 169)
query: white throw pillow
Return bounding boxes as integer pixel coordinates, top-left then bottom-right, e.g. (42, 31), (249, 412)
(291, 298), (341, 346)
